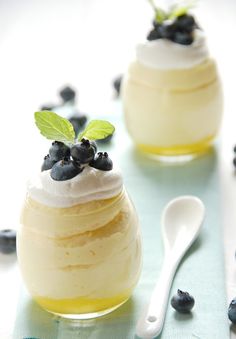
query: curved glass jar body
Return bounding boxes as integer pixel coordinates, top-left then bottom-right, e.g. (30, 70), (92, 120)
(18, 188), (142, 319)
(122, 58), (223, 157)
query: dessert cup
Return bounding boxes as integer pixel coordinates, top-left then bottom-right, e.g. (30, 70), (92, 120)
(18, 187), (141, 319)
(122, 26), (223, 159)
(18, 133), (142, 319)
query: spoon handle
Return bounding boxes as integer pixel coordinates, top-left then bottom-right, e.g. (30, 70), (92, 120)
(136, 255), (179, 339)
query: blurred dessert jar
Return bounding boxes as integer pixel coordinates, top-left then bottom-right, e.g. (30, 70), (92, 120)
(18, 114), (142, 319)
(122, 2), (223, 157)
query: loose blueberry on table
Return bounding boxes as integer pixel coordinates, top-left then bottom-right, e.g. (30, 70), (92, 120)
(233, 158), (236, 168)
(40, 85), (77, 111)
(69, 114), (88, 136)
(171, 289), (195, 313)
(59, 85), (76, 103)
(113, 75), (123, 96)
(233, 145), (236, 168)
(228, 298), (236, 324)
(0, 229), (16, 254)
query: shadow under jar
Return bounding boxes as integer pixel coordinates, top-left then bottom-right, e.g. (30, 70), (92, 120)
(18, 188), (142, 319)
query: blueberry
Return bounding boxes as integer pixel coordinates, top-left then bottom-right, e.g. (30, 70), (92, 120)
(71, 139), (96, 164)
(96, 134), (113, 144)
(59, 86), (76, 102)
(50, 159), (83, 181)
(171, 31), (193, 45)
(40, 104), (56, 111)
(152, 20), (161, 29)
(233, 157), (236, 168)
(113, 75), (123, 95)
(147, 27), (162, 41)
(147, 16), (196, 44)
(159, 23), (177, 39)
(0, 229), (16, 254)
(233, 145), (236, 153)
(176, 14), (196, 32)
(90, 152), (113, 171)
(228, 298), (236, 324)
(69, 114), (88, 135)
(171, 289), (195, 313)
(41, 154), (57, 171)
(90, 140), (97, 153)
(49, 141), (70, 161)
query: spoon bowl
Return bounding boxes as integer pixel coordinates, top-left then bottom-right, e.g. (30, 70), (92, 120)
(162, 196), (205, 254)
(136, 196), (205, 339)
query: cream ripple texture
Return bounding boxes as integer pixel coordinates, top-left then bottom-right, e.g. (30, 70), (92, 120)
(27, 166), (123, 208)
(122, 30), (223, 156)
(18, 188), (142, 314)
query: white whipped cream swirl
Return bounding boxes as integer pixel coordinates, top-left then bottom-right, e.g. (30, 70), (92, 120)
(136, 29), (209, 70)
(27, 166), (123, 208)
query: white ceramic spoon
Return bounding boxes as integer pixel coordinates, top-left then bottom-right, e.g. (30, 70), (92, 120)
(136, 196), (205, 339)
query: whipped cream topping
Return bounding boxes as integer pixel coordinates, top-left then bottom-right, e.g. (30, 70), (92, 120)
(136, 29), (209, 70)
(27, 166), (123, 208)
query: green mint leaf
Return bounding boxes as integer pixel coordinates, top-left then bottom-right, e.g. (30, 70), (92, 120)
(78, 120), (115, 141)
(168, 6), (188, 19)
(147, 0), (167, 24)
(155, 8), (167, 23)
(168, 0), (197, 19)
(34, 111), (75, 144)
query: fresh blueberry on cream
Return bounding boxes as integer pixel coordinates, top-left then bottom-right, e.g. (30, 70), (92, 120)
(51, 159), (83, 181)
(90, 152), (113, 171)
(41, 154), (56, 172)
(49, 141), (70, 161)
(71, 139), (96, 164)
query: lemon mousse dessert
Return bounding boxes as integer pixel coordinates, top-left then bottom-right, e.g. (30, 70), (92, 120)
(122, 2), (223, 157)
(18, 112), (142, 319)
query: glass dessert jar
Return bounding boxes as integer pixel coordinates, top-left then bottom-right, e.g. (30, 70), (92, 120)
(18, 172), (141, 319)
(122, 17), (223, 158)
(17, 128), (142, 319)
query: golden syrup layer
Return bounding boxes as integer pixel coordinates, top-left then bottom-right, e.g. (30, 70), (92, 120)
(137, 135), (215, 156)
(34, 290), (132, 314)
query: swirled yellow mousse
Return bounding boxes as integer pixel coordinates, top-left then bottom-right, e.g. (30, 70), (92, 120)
(18, 165), (142, 317)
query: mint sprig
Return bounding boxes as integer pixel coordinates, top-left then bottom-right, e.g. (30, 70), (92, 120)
(78, 120), (115, 141)
(148, 0), (167, 23)
(148, 0), (197, 23)
(168, 1), (197, 19)
(155, 8), (167, 24)
(34, 111), (115, 144)
(34, 111), (75, 144)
